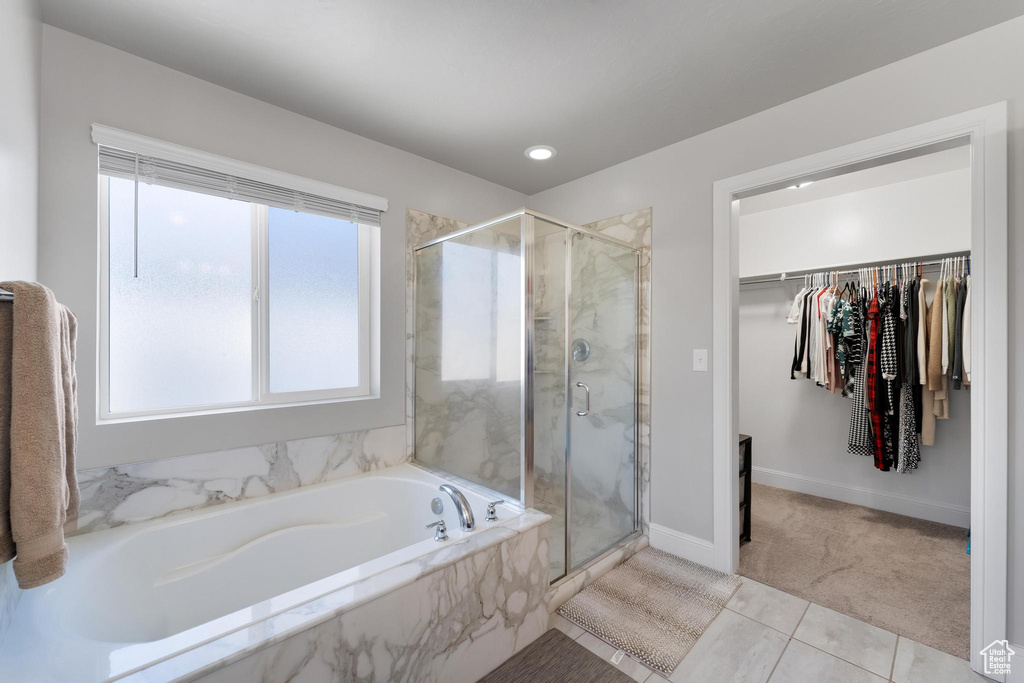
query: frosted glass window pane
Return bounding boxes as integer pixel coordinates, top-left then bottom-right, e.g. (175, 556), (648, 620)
(107, 177), (252, 413)
(268, 207), (359, 392)
(441, 242), (492, 381)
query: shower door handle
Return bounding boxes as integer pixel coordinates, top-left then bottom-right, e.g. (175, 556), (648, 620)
(575, 382), (590, 417)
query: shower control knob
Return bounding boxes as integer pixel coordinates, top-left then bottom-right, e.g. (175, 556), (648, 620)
(485, 500), (504, 522)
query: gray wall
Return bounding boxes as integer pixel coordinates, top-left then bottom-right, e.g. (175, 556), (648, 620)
(38, 26), (526, 470)
(0, 0), (41, 281)
(529, 16), (1024, 642)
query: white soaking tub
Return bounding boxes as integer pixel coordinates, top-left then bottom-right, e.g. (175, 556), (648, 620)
(0, 463), (541, 682)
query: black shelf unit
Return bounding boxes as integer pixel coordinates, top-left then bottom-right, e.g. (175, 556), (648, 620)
(739, 434), (752, 544)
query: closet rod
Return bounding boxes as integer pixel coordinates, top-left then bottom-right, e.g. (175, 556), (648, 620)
(739, 250), (970, 287)
(0, 288), (12, 301)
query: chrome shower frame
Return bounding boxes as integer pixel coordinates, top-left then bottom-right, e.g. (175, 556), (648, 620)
(412, 208), (642, 582)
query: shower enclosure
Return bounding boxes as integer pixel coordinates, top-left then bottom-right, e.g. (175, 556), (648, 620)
(414, 209), (639, 581)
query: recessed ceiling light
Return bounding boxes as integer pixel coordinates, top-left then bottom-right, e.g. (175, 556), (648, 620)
(525, 145), (556, 161)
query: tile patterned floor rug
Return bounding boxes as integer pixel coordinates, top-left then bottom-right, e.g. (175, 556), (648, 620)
(558, 546), (741, 675)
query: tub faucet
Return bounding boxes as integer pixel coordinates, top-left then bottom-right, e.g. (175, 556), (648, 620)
(439, 484), (475, 531)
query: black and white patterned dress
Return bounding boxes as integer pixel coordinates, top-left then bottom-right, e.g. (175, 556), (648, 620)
(847, 298), (874, 456)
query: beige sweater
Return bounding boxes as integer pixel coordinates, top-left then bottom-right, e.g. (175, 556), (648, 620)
(0, 281), (79, 589)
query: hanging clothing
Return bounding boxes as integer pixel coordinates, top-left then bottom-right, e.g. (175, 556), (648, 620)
(962, 275), (972, 385)
(916, 277), (930, 384)
(943, 276), (956, 373)
(927, 277), (944, 391)
(788, 286), (808, 379)
(866, 295), (889, 470)
(952, 276), (967, 390)
(917, 279), (937, 447)
(848, 296), (874, 457)
(880, 286), (899, 415)
(897, 383), (921, 472)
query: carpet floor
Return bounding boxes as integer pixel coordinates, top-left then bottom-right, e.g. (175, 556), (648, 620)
(479, 629), (633, 683)
(739, 483), (970, 659)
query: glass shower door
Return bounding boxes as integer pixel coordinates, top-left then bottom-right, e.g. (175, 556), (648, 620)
(568, 232), (638, 569)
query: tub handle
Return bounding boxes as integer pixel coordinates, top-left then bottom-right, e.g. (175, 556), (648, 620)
(426, 519), (448, 542)
(485, 500), (505, 522)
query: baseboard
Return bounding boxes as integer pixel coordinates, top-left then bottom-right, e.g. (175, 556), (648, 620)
(649, 523), (715, 568)
(752, 466), (971, 528)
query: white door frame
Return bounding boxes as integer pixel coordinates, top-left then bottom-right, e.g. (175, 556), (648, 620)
(711, 103), (1007, 676)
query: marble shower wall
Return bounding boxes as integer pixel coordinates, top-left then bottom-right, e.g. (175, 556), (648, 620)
(405, 208), (470, 459)
(413, 217), (524, 499)
(194, 517), (550, 683)
(584, 208), (653, 533)
(73, 425), (406, 534)
(407, 207), (653, 538)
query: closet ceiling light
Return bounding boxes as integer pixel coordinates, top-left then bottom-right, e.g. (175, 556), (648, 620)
(787, 181), (814, 189)
(525, 145), (556, 161)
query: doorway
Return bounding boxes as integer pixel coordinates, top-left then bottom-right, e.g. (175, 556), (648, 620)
(711, 104), (1008, 675)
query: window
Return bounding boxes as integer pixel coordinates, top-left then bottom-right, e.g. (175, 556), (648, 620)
(95, 127), (384, 420)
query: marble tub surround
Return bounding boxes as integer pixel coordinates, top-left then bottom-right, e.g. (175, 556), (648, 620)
(2, 462), (548, 682)
(147, 512), (551, 683)
(549, 533), (649, 613)
(74, 424), (406, 535)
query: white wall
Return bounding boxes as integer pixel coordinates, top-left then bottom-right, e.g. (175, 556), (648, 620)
(739, 168), (971, 278)
(0, 0), (41, 281)
(528, 16), (1024, 642)
(37, 26), (527, 470)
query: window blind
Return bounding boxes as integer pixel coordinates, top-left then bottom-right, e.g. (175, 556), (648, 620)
(97, 144), (383, 226)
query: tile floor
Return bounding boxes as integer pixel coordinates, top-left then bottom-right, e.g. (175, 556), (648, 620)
(549, 576), (989, 683)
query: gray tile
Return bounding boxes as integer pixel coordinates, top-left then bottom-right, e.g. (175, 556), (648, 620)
(728, 578), (809, 635)
(892, 637), (987, 683)
(769, 640), (887, 683)
(669, 609), (789, 683)
(792, 604), (897, 678)
(575, 631), (653, 682)
(550, 613), (584, 640)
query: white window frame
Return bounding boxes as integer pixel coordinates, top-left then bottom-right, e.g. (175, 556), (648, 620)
(97, 175), (374, 421)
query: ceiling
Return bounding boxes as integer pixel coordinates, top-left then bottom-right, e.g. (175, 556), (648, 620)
(739, 145), (971, 215)
(39, 0), (1024, 195)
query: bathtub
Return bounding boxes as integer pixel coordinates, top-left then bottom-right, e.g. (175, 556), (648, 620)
(0, 463), (548, 682)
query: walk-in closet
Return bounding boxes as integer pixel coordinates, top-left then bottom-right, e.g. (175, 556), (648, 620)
(736, 142), (973, 660)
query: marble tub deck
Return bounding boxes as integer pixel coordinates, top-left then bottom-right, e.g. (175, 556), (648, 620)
(137, 508), (551, 682)
(551, 576), (987, 683)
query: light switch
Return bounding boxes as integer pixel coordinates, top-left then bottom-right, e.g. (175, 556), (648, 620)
(693, 349), (708, 372)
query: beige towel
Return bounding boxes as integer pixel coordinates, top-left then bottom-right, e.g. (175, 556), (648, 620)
(0, 302), (13, 562)
(0, 281), (79, 589)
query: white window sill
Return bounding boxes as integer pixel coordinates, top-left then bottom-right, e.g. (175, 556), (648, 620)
(97, 391), (380, 426)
